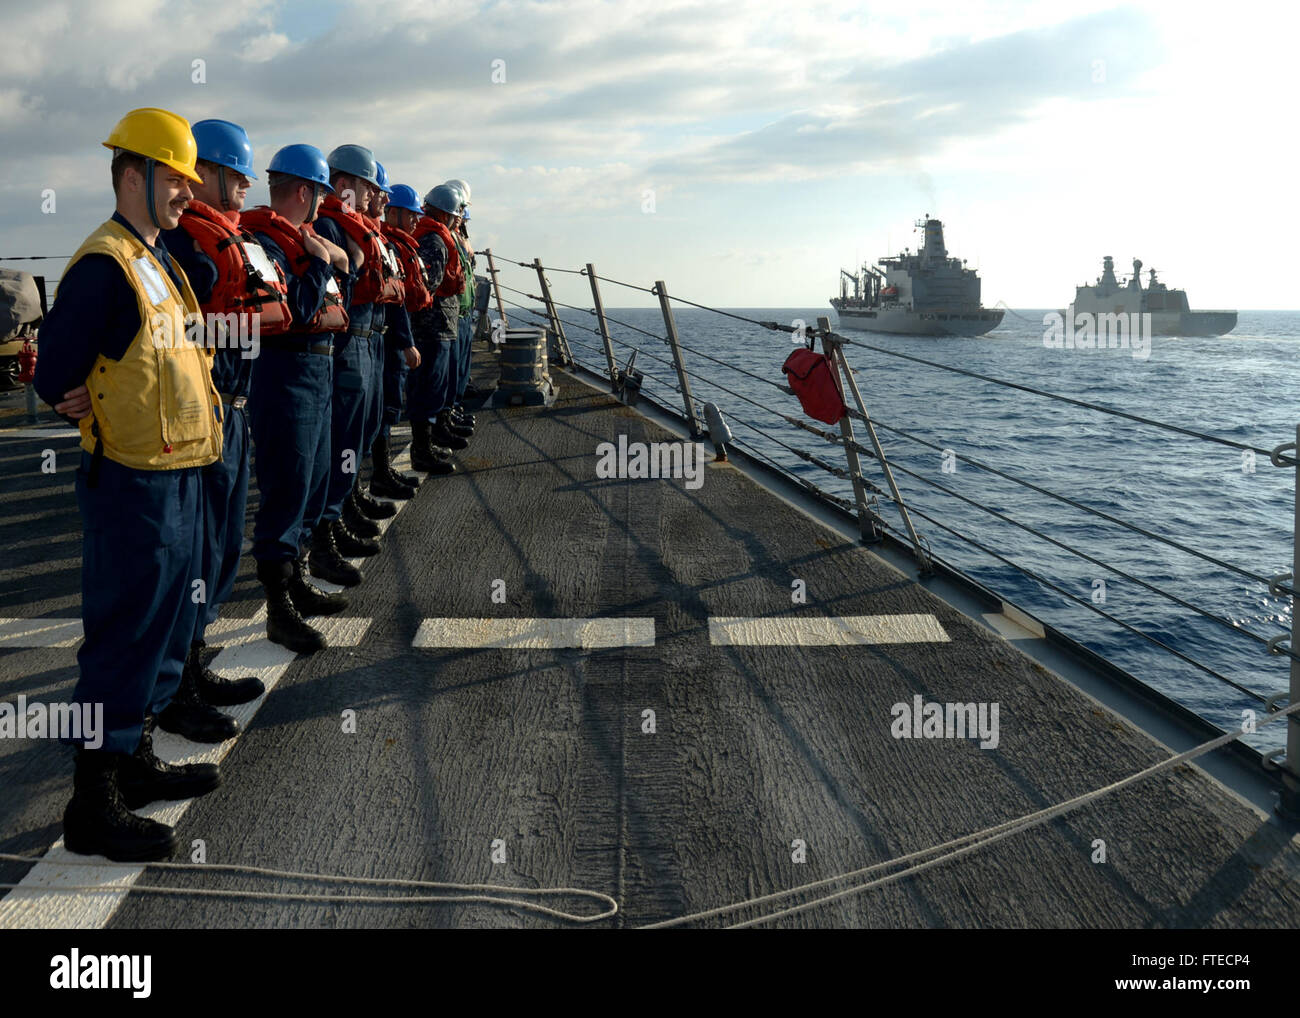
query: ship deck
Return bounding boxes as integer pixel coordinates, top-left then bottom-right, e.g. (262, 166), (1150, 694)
(0, 349), (1297, 928)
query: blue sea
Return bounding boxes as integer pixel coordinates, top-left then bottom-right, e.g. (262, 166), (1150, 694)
(538, 300), (1300, 753)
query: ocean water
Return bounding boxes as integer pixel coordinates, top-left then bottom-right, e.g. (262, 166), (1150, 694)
(542, 301), (1300, 752)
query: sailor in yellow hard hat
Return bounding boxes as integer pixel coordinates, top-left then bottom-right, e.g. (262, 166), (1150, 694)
(33, 107), (226, 862)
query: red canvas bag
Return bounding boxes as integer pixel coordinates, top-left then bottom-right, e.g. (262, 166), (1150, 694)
(782, 347), (847, 424)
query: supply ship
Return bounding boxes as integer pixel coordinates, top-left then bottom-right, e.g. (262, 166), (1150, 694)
(831, 217), (1004, 336)
(1067, 256), (1237, 337)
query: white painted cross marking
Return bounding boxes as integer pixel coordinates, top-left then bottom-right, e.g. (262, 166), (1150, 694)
(708, 614), (950, 646)
(414, 618), (656, 649)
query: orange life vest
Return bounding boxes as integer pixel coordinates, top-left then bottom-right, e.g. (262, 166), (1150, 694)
(412, 216), (464, 299)
(176, 200), (292, 335)
(239, 206), (349, 335)
(315, 196), (398, 305)
(382, 223), (432, 312)
(367, 214), (406, 306)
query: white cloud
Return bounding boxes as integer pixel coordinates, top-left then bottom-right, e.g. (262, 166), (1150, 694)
(240, 32), (291, 63)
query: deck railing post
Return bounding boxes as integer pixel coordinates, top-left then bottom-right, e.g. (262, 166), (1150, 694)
(819, 316), (932, 574)
(653, 281), (700, 436)
(484, 249), (508, 335)
(586, 263), (619, 388)
(533, 258), (573, 367)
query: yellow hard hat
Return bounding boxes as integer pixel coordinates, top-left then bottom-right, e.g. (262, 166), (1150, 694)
(102, 107), (202, 183)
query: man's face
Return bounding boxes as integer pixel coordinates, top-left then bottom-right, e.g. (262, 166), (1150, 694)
(196, 163), (251, 211)
(155, 167), (193, 229)
(337, 174), (368, 211)
(223, 168), (251, 211)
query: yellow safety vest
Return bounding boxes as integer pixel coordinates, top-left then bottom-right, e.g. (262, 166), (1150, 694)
(64, 220), (222, 470)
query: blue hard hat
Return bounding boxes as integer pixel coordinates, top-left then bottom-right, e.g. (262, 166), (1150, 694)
(387, 184), (423, 215)
(423, 184), (462, 216)
(327, 144), (379, 186)
(267, 144), (335, 192)
(374, 161), (393, 195)
(192, 119), (257, 179)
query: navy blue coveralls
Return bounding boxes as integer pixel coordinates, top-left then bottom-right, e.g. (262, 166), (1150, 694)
(406, 229), (456, 424)
(310, 216), (373, 522)
(33, 212), (212, 755)
(160, 225), (251, 647)
(380, 302), (415, 438)
(243, 227), (336, 563)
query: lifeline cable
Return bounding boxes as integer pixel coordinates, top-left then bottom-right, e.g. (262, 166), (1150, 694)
(640, 699), (1300, 928)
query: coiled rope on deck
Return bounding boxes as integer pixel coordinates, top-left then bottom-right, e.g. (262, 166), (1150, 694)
(0, 855), (617, 924)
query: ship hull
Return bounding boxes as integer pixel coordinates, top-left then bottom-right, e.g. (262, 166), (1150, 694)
(1165, 311), (1237, 337)
(1060, 306), (1238, 338)
(832, 303), (1004, 337)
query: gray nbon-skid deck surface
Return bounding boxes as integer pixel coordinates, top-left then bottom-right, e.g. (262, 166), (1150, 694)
(1, 350), (1298, 929)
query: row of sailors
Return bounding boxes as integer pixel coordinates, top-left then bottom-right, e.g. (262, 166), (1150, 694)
(32, 106), (489, 861)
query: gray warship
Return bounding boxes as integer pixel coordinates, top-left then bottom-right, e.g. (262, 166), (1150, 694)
(1068, 256), (1237, 337)
(831, 216), (1003, 336)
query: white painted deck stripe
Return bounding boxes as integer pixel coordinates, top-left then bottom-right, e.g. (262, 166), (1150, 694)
(414, 618), (656, 649)
(0, 428), (82, 441)
(0, 612), (372, 930)
(708, 614), (950, 646)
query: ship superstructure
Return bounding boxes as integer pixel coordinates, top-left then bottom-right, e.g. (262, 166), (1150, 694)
(1068, 256), (1236, 337)
(831, 217), (1004, 336)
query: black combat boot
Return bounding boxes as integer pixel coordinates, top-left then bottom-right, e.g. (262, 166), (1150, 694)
(384, 431), (422, 488)
(410, 421), (457, 475)
(308, 525), (363, 587)
(342, 491), (382, 537)
(289, 555), (347, 617)
(333, 516), (380, 557)
(63, 748), (177, 862)
(188, 640), (264, 707)
(352, 481), (397, 520)
(157, 654), (240, 743)
(369, 434), (416, 500)
(117, 715), (222, 809)
(438, 409), (473, 439)
(451, 404), (476, 429)
(430, 413), (469, 450)
(259, 558), (328, 652)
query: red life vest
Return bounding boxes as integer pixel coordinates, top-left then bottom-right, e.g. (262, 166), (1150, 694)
(176, 200), (291, 335)
(781, 347), (846, 425)
(412, 215), (465, 299)
(315, 196), (394, 305)
(239, 206), (349, 335)
(367, 214), (406, 306)
(382, 223), (432, 312)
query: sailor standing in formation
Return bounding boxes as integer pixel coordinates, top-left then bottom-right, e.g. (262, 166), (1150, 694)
(34, 108), (482, 860)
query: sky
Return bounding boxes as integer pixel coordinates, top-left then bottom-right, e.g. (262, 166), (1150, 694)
(0, 0), (1294, 309)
